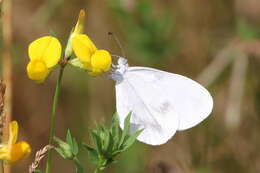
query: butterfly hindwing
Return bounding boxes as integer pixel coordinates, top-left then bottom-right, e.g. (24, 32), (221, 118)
(115, 67), (180, 145)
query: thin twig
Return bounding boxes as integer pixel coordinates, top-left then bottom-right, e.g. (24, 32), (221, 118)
(29, 145), (54, 173)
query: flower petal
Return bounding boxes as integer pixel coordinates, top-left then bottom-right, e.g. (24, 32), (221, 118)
(72, 34), (97, 65)
(0, 145), (8, 160)
(9, 141), (31, 163)
(90, 49), (112, 75)
(65, 10), (86, 58)
(73, 10), (85, 36)
(28, 36), (62, 68)
(9, 121), (18, 146)
(27, 59), (50, 83)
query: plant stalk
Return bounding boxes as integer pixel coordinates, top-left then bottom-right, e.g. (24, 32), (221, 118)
(45, 66), (65, 173)
(73, 157), (85, 173)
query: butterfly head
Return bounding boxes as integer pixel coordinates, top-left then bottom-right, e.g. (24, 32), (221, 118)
(117, 57), (128, 70)
(110, 57), (128, 82)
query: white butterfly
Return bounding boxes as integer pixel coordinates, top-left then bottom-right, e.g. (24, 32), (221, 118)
(111, 58), (213, 145)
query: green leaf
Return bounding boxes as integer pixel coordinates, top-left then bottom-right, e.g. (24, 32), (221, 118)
(72, 138), (79, 155)
(69, 58), (85, 69)
(119, 112), (131, 147)
(54, 137), (73, 159)
(65, 29), (74, 58)
(111, 113), (121, 148)
(111, 113), (120, 130)
(55, 148), (67, 159)
(104, 132), (114, 156)
(90, 130), (103, 155)
(102, 128), (111, 152)
(111, 150), (122, 156)
(96, 125), (107, 144)
(66, 130), (73, 148)
(83, 144), (100, 165)
(122, 128), (143, 151)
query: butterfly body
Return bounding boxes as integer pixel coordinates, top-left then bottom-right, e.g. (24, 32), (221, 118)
(111, 58), (213, 145)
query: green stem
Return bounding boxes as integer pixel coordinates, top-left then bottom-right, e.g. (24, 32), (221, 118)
(73, 157), (85, 173)
(45, 66), (65, 173)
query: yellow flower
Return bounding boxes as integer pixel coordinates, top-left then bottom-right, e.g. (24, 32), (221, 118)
(0, 121), (31, 163)
(27, 36), (62, 82)
(27, 10), (111, 79)
(27, 59), (50, 82)
(72, 34), (97, 69)
(72, 10), (85, 37)
(90, 50), (112, 76)
(72, 34), (112, 75)
(65, 10), (85, 58)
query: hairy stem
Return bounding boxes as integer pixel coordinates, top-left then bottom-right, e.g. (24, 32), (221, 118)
(45, 66), (65, 173)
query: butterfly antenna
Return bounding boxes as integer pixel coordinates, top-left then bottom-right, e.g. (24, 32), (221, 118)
(108, 32), (126, 58)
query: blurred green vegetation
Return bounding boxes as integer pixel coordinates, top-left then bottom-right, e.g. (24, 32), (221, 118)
(108, 0), (176, 64)
(237, 18), (260, 40)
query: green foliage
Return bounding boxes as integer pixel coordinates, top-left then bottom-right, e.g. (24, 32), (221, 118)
(53, 113), (142, 173)
(108, 0), (176, 64)
(33, 170), (43, 173)
(69, 58), (86, 69)
(54, 130), (86, 173)
(83, 112), (143, 172)
(54, 130), (79, 160)
(237, 18), (260, 40)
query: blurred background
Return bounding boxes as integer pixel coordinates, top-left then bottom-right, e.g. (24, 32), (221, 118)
(1, 0), (260, 172)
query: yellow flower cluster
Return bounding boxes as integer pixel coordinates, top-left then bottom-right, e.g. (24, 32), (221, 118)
(0, 121), (31, 163)
(26, 10), (112, 82)
(27, 36), (62, 83)
(72, 35), (112, 76)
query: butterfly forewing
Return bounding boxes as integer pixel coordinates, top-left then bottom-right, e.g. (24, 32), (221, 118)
(115, 67), (180, 145)
(127, 67), (213, 131)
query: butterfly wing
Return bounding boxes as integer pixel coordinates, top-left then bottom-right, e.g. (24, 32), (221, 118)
(115, 66), (213, 145)
(127, 67), (213, 131)
(115, 68), (180, 145)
